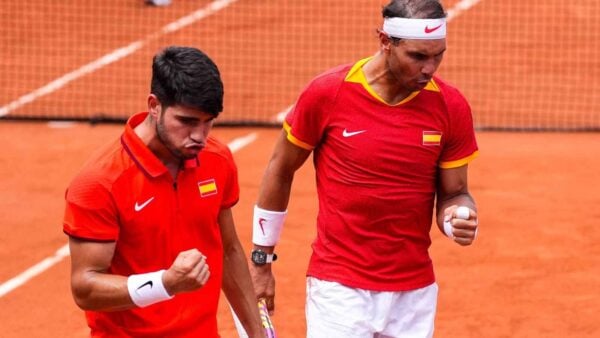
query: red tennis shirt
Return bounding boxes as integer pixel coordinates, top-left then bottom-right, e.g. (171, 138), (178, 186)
(285, 58), (479, 291)
(63, 112), (239, 337)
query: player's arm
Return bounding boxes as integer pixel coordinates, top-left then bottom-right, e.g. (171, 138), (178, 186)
(257, 130), (312, 211)
(219, 207), (264, 337)
(69, 237), (135, 311)
(250, 130), (312, 311)
(69, 236), (210, 311)
(435, 164), (478, 245)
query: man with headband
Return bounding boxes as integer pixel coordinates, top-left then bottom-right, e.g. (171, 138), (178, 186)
(249, 0), (480, 337)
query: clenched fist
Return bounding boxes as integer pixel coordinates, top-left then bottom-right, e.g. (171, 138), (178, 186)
(162, 249), (210, 296)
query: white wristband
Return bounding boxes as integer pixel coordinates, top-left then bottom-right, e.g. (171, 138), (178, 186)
(127, 270), (173, 308)
(252, 205), (287, 246)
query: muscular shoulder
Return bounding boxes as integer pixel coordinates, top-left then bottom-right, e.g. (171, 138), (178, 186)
(309, 63), (351, 89)
(289, 63), (353, 120)
(66, 138), (131, 206)
(202, 136), (236, 166)
(431, 76), (470, 112)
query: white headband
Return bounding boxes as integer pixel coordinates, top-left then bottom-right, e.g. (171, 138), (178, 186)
(383, 17), (447, 40)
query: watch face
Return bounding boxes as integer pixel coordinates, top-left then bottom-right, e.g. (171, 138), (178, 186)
(252, 250), (266, 265)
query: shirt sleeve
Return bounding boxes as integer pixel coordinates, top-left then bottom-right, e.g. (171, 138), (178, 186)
(439, 86), (479, 168)
(63, 173), (119, 241)
(284, 76), (335, 150)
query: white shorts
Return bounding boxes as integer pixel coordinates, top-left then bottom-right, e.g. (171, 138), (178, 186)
(305, 277), (438, 338)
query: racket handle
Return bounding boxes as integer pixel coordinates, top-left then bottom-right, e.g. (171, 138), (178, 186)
(258, 299), (277, 338)
(231, 299), (277, 338)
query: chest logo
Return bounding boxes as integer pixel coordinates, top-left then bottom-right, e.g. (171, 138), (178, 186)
(134, 197), (155, 212)
(198, 179), (218, 197)
(342, 129), (367, 137)
(422, 131), (442, 146)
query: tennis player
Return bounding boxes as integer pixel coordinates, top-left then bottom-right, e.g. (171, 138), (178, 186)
(63, 46), (264, 337)
(249, 1), (480, 337)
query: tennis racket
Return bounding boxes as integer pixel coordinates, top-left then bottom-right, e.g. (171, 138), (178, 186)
(231, 298), (276, 338)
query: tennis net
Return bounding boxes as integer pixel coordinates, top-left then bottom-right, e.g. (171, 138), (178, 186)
(1, 0), (598, 131)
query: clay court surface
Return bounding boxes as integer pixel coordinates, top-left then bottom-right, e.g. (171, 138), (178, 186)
(0, 124), (599, 337)
(1, 0), (599, 337)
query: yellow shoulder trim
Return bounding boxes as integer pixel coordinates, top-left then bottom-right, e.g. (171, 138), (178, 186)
(439, 150), (479, 169)
(283, 121), (314, 150)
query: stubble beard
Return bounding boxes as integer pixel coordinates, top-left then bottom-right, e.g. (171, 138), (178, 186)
(156, 114), (188, 160)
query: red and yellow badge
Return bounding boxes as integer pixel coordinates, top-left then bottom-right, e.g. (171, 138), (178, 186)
(422, 130), (442, 146)
(198, 179), (217, 197)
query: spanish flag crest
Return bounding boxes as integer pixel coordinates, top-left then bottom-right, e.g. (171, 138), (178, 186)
(198, 179), (217, 197)
(422, 131), (442, 146)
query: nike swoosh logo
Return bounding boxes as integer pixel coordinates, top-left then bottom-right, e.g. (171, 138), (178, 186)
(136, 280), (153, 293)
(134, 197), (155, 212)
(342, 129), (367, 137)
(424, 24), (443, 34)
(259, 218), (267, 236)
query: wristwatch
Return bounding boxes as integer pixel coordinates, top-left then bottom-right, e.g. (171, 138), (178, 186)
(251, 249), (277, 266)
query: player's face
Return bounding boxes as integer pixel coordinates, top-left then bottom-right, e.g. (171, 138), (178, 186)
(156, 104), (215, 160)
(387, 37), (446, 92)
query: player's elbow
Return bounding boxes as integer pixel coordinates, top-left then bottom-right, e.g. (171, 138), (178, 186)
(72, 293), (92, 310)
(73, 296), (92, 311)
(70, 274), (103, 311)
(71, 281), (94, 310)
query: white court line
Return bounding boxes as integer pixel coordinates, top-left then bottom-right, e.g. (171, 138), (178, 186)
(0, 0), (239, 117)
(0, 245), (70, 297)
(271, 0), (484, 121)
(228, 132), (258, 153)
(0, 133), (257, 298)
(447, 0), (483, 20)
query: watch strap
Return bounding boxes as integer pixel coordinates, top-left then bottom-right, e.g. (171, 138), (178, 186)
(251, 249), (277, 265)
(265, 253), (277, 263)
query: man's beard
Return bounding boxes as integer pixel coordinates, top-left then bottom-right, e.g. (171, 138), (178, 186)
(156, 116), (190, 160)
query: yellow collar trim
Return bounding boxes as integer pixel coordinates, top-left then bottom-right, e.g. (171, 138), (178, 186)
(345, 57), (439, 105)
